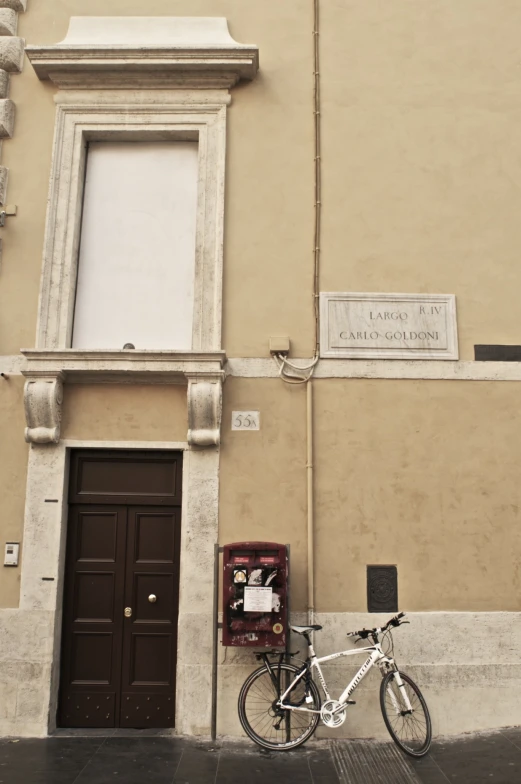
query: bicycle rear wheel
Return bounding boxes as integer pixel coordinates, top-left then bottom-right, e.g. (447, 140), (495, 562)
(380, 670), (432, 757)
(238, 663), (321, 751)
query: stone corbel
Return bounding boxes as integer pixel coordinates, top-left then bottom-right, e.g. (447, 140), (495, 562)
(23, 372), (65, 444)
(186, 373), (223, 447)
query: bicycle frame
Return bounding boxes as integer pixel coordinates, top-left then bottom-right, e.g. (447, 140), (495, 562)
(276, 639), (413, 717)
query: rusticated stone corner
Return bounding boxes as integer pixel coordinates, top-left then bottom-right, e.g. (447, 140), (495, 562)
(0, 1), (26, 12)
(0, 37), (24, 72)
(187, 374), (223, 447)
(0, 9), (17, 36)
(0, 165), (8, 204)
(0, 70), (9, 98)
(24, 373), (65, 444)
(0, 98), (14, 137)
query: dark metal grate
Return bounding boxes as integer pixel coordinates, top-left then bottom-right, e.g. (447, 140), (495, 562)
(367, 565), (398, 613)
(475, 345), (521, 361)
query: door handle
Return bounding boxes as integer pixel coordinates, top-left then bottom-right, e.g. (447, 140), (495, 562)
(148, 594), (157, 604)
(124, 607), (132, 618)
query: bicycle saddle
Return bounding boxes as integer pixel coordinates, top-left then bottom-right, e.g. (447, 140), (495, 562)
(291, 625), (323, 634)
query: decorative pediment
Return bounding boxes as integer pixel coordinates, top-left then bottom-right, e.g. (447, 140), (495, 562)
(26, 17), (259, 89)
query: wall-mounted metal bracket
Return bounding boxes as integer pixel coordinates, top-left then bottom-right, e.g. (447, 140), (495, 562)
(0, 205), (17, 227)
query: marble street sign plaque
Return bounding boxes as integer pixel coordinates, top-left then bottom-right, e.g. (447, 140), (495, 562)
(320, 293), (458, 360)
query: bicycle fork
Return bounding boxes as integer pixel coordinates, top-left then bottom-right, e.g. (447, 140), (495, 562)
(384, 670), (414, 715)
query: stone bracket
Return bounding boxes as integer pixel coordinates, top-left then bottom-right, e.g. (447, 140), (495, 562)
(187, 373), (224, 448)
(23, 372), (65, 444)
(0, 1), (26, 12)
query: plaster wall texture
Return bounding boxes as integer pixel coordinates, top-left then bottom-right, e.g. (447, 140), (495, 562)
(219, 378), (521, 614)
(314, 379), (521, 612)
(0, 375), (27, 608)
(5, 0), (314, 357)
(219, 378), (308, 610)
(319, 1), (521, 361)
(8, 0), (521, 358)
(61, 384), (188, 442)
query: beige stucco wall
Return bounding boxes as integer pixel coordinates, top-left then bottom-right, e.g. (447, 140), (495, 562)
(314, 379), (521, 612)
(9, 0), (521, 358)
(320, 1), (521, 361)
(62, 384), (187, 442)
(10, 0), (315, 358)
(219, 378), (308, 610)
(0, 377), (27, 608)
(220, 377), (521, 614)
(2, 0), (521, 610)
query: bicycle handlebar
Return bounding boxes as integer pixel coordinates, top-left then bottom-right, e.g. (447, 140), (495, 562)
(346, 612), (406, 640)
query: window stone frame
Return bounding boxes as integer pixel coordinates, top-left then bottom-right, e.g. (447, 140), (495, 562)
(24, 18), (259, 447)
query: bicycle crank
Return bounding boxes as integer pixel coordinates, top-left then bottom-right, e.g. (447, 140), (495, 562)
(320, 700), (347, 728)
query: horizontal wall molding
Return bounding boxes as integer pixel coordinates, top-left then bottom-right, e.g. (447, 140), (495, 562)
(26, 17), (259, 89)
(226, 357), (521, 381)
(7, 354), (521, 382)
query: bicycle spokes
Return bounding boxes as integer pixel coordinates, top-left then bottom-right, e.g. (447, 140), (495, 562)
(381, 672), (431, 756)
(238, 664), (321, 750)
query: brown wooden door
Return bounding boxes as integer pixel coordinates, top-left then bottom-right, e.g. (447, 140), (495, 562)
(120, 507), (181, 727)
(59, 451), (182, 729)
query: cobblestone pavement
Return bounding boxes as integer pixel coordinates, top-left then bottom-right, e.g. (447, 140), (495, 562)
(0, 728), (519, 783)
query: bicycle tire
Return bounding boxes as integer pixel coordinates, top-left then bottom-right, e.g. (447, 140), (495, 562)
(380, 670), (432, 757)
(238, 663), (321, 751)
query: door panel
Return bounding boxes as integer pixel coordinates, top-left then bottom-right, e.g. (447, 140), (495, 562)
(130, 635), (172, 684)
(133, 574), (174, 622)
(69, 451), (182, 506)
(135, 513), (176, 563)
(73, 572), (115, 622)
(76, 511), (118, 562)
(70, 633), (113, 683)
(60, 506), (126, 727)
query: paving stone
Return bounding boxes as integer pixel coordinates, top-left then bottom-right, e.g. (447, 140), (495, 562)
(0, 730), (518, 784)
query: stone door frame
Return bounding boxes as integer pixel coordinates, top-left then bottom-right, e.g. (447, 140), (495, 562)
(20, 438), (219, 736)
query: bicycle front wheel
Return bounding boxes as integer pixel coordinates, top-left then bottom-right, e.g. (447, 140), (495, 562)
(380, 670), (432, 757)
(238, 663), (321, 751)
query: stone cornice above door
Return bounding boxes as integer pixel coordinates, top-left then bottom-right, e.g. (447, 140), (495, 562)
(25, 16), (259, 90)
(22, 350), (226, 447)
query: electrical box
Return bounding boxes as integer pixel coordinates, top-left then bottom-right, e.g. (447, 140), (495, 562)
(4, 542), (19, 567)
(269, 336), (290, 356)
(222, 542), (289, 648)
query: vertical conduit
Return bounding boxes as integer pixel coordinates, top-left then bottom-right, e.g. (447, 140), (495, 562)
(308, 0), (321, 628)
(273, 2), (321, 631)
(307, 379), (315, 626)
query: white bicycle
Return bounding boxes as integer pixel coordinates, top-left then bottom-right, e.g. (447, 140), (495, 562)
(238, 612), (431, 756)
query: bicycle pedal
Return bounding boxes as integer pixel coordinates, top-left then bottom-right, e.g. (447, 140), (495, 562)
(346, 700), (356, 705)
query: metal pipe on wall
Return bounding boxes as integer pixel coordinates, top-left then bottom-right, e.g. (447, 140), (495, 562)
(307, 378), (315, 626)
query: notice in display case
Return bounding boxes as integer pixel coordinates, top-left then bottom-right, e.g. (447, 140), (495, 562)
(244, 586), (273, 612)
